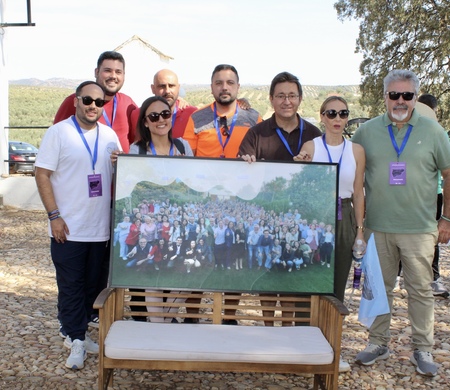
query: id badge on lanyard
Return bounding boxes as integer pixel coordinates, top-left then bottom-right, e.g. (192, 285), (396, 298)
(72, 116), (103, 197)
(388, 124), (412, 186)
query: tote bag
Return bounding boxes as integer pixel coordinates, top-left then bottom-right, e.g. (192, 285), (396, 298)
(358, 233), (390, 327)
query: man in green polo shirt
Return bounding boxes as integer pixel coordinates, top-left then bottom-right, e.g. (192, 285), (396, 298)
(351, 69), (450, 377)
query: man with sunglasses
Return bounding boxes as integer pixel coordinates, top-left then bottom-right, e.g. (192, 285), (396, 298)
(54, 51), (138, 153)
(35, 81), (121, 370)
(352, 69), (450, 377)
(184, 64), (262, 158)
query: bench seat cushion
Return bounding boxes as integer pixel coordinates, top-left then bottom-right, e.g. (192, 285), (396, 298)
(104, 321), (333, 365)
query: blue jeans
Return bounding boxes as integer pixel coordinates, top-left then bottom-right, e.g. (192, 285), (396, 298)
(261, 246), (272, 269)
(293, 258), (303, 269)
(247, 245), (260, 269)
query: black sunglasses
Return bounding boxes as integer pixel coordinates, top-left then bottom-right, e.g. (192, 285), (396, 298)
(386, 91), (415, 101)
(146, 110), (172, 122)
(322, 109), (350, 119)
(77, 96), (106, 108)
(219, 116), (229, 136)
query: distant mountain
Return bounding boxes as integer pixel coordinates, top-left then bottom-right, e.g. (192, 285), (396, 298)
(9, 78), (360, 95)
(9, 78), (84, 89)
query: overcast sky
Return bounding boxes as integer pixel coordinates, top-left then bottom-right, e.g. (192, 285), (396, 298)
(3, 0), (363, 86)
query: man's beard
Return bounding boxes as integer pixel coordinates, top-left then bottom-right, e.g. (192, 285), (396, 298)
(391, 105), (409, 122)
(391, 110), (408, 122)
(217, 95), (236, 105)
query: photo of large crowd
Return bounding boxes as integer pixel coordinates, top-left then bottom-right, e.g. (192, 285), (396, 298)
(110, 157), (338, 294)
(114, 197), (336, 274)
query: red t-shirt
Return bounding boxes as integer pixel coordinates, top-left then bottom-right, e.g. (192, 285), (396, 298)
(172, 104), (198, 138)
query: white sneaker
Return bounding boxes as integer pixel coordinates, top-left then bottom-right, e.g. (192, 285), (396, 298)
(65, 339), (86, 369)
(431, 277), (449, 298)
(339, 355), (351, 372)
(64, 333), (99, 354)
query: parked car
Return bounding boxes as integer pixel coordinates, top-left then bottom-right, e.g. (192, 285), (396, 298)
(8, 141), (38, 175)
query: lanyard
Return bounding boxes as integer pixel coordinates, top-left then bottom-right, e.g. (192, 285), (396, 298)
(275, 118), (304, 156)
(214, 102), (239, 152)
(322, 134), (346, 165)
(102, 95), (117, 128)
(71, 116), (99, 173)
(388, 124), (413, 161)
(171, 101), (178, 129)
(150, 142), (174, 156)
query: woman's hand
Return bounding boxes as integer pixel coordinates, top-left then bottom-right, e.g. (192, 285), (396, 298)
(294, 151), (311, 161)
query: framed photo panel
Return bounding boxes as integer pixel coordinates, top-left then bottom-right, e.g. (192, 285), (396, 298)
(110, 155), (338, 295)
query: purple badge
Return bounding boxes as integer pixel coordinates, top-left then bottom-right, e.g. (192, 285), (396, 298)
(88, 174), (103, 197)
(389, 162), (406, 185)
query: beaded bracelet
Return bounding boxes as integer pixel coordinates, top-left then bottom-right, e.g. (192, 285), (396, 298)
(440, 215), (450, 223)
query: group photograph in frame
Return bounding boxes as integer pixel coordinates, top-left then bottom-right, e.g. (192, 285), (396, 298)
(110, 155), (338, 295)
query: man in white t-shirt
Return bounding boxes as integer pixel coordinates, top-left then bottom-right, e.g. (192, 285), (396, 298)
(35, 81), (121, 370)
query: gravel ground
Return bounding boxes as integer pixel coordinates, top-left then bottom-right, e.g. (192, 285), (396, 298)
(0, 207), (449, 389)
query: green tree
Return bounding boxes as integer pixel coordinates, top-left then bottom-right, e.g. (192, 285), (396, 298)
(288, 165), (337, 223)
(335, 0), (450, 127)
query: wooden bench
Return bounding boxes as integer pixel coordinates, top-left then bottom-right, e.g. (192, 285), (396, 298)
(94, 289), (349, 390)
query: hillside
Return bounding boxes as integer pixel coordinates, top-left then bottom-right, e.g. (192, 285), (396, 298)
(7, 80), (368, 147)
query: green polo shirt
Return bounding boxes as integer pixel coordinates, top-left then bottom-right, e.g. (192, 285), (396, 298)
(352, 110), (450, 233)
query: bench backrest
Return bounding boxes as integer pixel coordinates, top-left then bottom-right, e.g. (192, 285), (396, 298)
(110, 289), (328, 326)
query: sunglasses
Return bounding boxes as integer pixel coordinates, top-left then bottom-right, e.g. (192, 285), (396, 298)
(77, 96), (106, 107)
(386, 91), (415, 101)
(146, 110), (172, 122)
(322, 109), (350, 119)
(219, 116), (229, 136)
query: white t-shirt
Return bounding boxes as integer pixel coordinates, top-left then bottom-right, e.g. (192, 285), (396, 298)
(35, 116), (121, 242)
(312, 136), (356, 199)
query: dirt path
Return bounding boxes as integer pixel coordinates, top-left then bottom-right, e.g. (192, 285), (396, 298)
(0, 207), (449, 389)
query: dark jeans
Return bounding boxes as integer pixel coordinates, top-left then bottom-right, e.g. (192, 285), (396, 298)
(51, 239), (108, 340)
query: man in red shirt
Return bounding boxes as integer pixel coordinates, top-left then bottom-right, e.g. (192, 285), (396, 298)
(151, 69), (197, 138)
(54, 51), (138, 153)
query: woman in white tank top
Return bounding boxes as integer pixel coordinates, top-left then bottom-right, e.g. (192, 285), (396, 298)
(295, 96), (366, 303)
(295, 96), (366, 373)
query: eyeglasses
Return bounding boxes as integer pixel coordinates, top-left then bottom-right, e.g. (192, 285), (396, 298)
(77, 96), (106, 107)
(386, 91), (415, 101)
(146, 110), (172, 122)
(219, 116), (229, 136)
(322, 109), (350, 119)
(274, 94), (300, 101)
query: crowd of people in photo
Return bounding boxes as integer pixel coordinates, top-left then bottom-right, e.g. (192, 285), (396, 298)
(114, 197), (335, 274)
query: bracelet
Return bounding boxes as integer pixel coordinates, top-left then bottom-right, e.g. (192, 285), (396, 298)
(48, 209), (59, 217)
(49, 214), (61, 221)
(440, 215), (450, 222)
(356, 226), (365, 230)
